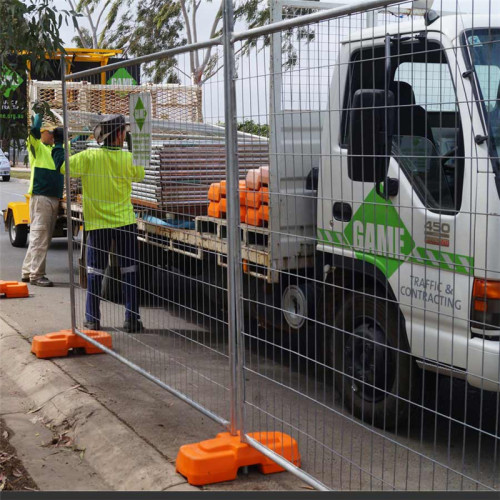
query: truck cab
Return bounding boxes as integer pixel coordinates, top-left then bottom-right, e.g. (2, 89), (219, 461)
(317, 14), (500, 426)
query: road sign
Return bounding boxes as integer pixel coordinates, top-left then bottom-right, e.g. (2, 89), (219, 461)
(129, 92), (151, 168)
(107, 68), (137, 86)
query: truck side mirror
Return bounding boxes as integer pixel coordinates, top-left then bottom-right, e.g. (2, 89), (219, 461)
(348, 89), (395, 183)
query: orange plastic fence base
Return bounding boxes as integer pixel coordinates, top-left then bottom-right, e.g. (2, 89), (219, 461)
(176, 431), (300, 486)
(0, 280), (29, 298)
(31, 329), (112, 359)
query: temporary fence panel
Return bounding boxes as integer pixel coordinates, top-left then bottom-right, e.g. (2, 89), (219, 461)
(59, 41), (247, 427)
(52, 0), (500, 491)
(234, 0), (500, 491)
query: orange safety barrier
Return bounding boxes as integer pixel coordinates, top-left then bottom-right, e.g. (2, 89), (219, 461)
(208, 182), (222, 202)
(260, 186), (269, 204)
(259, 204), (270, 222)
(220, 180), (247, 200)
(0, 280), (29, 298)
(240, 205), (247, 223)
(245, 190), (262, 209)
(208, 201), (222, 218)
(220, 199), (247, 223)
(219, 197), (227, 213)
(31, 329), (112, 359)
(246, 166), (269, 191)
(245, 207), (263, 227)
(176, 431), (300, 486)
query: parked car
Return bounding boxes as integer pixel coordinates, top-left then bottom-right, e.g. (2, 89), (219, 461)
(0, 150), (10, 182)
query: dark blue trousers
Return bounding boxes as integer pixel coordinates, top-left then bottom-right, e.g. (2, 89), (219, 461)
(85, 224), (140, 323)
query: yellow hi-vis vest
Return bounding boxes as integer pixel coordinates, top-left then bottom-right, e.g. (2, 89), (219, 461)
(62, 147), (145, 231)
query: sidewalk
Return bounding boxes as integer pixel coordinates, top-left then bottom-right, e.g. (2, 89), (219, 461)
(0, 316), (196, 491)
(0, 199), (303, 491)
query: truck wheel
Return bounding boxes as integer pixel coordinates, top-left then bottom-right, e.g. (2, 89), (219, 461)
(329, 291), (416, 429)
(7, 212), (28, 247)
(2, 175), (10, 182)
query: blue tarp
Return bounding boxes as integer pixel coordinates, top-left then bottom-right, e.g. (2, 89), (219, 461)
(141, 214), (195, 230)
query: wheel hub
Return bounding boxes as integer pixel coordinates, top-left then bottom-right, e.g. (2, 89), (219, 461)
(344, 318), (393, 402)
(282, 285), (307, 330)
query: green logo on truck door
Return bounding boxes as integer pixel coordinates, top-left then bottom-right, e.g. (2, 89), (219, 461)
(317, 187), (474, 277)
(343, 188), (415, 278)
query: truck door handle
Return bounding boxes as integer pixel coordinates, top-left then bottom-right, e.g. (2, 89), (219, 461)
(333, 202), (352, 222)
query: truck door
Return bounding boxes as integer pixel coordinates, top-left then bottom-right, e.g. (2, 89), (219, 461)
(318, 34), (475, 372)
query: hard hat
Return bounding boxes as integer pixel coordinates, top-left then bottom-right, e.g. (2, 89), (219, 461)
(93, 114), (130, 144)
(40, 122), (57, 133)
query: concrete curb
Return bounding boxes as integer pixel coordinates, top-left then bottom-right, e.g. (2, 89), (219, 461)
(0, 317), (198, 491)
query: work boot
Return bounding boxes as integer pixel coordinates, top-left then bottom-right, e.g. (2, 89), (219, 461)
(30, 276), (53, 287)
(21, 276), (30, 283)
(83, 320), (100, 331)
(123, 318), (144, 334)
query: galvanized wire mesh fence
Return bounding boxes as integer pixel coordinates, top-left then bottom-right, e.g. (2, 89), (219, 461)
(50, 0), (500, 491)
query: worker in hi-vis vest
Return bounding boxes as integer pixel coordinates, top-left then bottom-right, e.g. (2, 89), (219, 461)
(53, 114), (145, 333)
(21, 114), (64, 287)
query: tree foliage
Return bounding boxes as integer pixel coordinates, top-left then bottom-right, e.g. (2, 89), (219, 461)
(107, 0), (185, 84)
(237, 119), (269, 138)
(67, 0), (132, 49)
(0, 0), (74, 144)
(68, 0), (318, 85)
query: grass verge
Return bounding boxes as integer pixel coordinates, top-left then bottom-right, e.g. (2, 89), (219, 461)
(10, 171), (31, 180)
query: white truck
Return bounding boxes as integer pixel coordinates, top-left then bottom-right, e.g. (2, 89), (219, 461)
(132, 12), (500, 429)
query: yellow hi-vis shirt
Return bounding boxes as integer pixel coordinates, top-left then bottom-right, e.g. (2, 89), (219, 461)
(61, 147), (145, 231)
(27, 134), (64, 198)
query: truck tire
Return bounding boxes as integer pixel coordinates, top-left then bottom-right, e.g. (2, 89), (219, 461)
(7, 212), (28, 247)
(2, 175), (10, 182)
(328, 291), (417, 430)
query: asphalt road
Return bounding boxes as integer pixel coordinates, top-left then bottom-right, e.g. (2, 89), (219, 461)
(0, 177), (498, 491)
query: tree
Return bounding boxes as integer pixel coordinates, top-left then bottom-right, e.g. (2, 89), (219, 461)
(0, 0), (74, 145)
(67, 0), (131, 49)
(107, 0), (185, 84)
(107, 0), (318, 85)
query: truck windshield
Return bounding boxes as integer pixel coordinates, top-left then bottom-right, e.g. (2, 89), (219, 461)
(465, 29), (500, 163)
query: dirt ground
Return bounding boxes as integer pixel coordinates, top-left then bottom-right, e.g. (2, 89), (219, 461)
(0, 419), (39, 491)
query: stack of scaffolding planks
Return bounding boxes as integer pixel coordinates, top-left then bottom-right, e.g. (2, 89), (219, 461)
(132, 139), (269, 216)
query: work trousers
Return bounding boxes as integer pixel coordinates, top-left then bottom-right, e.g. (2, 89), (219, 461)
(86, 224), (140, 324)
(22, 195), (60, 280)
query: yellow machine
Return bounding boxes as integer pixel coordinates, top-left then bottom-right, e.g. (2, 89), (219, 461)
(2, 195), (69, 247)
(3, 48), (125, 247)
(3, 194), (31, 247)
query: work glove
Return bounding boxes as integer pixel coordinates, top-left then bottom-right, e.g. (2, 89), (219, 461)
(53, 127), (64, 145)
(70, 134), (89, 145)
(31, 114), (43, 130)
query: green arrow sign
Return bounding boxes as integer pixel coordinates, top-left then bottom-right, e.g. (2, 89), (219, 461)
(133, 97), (147, 131)
(344, 187), (416, 278)
(107, 67), (137, 86)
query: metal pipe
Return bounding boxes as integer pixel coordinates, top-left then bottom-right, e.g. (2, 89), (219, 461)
(222, 0), (245, 438)
(61, 61), (77, 334)
(243, 434), (330, 491)
(65, 38), (223, 81)
(73, 328), (229, 427)
(232, 0), (401, 41)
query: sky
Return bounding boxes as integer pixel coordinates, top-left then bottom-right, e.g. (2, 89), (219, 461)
(48, 0), (497, 124)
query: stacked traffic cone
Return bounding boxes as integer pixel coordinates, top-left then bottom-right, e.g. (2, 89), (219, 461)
(206, 166), (269, 226)
(244, 166), (269, 227)
(219, 180), (248, 222)
(207, 182), (222, 218)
